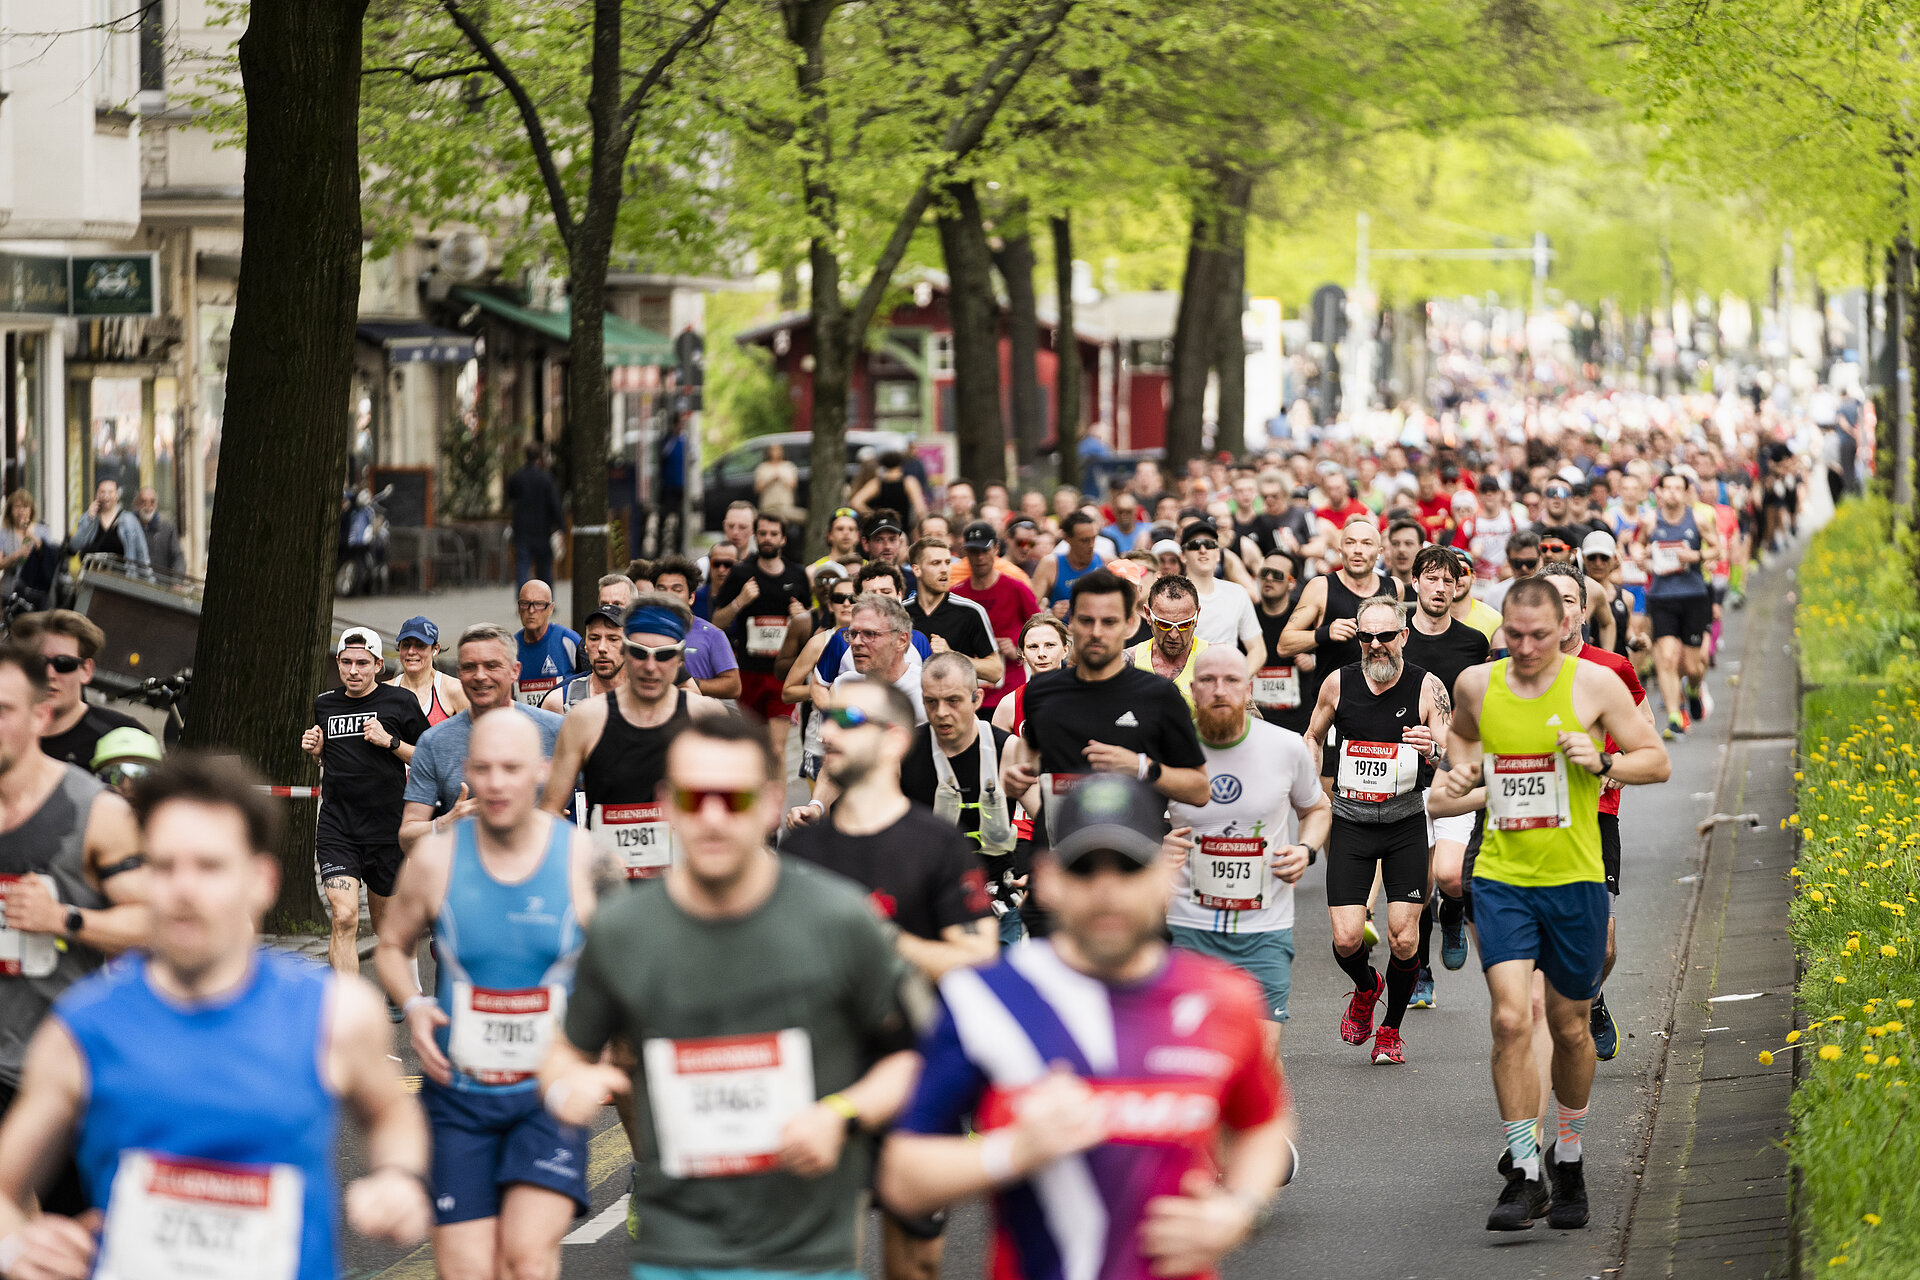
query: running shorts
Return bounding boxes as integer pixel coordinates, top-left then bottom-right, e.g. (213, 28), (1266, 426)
(1599, 810), (1621, 896)
(736, 668), (793, 721)
(317, 840), (405, 898)
(1326, 813), (1429, 908)
(1425, 789), (1475, 848)
(1169, 925), (1294, 1021)
(421, 1080), (590, 1224)
(1470, 876), (1608, 1001)
(1649, 594), (1711, 647)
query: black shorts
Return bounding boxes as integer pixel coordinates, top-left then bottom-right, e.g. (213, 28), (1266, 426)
(1600, 811), (1620, 895)
(1649, 594), (1711, 647)
(1326, 813), (1430, 908)
(317, 839), (405, 897)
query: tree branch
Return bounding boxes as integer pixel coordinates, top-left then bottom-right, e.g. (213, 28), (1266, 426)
(441, 0), (576, 247)
(850, 0), (1076, 336)
(617, 0), (733, 141)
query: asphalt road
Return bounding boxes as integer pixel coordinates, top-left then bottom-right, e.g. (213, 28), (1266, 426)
(341, 569), (1766, 1280)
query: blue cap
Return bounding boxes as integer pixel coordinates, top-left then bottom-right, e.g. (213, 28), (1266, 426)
(396, 616), (438, 646)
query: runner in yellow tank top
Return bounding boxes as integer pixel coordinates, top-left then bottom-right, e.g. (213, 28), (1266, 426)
(1431, 577), (1669, 1234)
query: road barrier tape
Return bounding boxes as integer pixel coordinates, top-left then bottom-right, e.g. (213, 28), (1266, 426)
(257, 785), (322, 799)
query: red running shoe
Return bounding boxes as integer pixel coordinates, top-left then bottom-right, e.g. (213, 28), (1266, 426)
(1340, 974), (1382, 1045)
(1372, 1025), (1406, 1064)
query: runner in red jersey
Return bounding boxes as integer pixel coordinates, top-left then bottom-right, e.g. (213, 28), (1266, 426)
(880, 775), (1295, 1280)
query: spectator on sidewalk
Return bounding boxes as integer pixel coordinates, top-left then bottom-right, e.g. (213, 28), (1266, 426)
(9, 610), (143, 768)
(72, 479), (149, 568)
(134, 487), (185, 576)
(506, 440), (565, 586)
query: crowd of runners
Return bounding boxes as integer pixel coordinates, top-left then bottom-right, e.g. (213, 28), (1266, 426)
(0, 380), (1841, 1279)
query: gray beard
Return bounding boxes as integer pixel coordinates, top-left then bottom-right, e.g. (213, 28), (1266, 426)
(1363, 655), (1401, 685)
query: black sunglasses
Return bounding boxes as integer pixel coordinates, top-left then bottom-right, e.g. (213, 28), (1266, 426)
(1509, 557), (1540, 573)
(828, 592), (856, 606)
(1355, 628), (1402, 645)
(1061, 850), (1151, 879)
(1183, 539), (1218, 552)
(45, 654), (83, 674)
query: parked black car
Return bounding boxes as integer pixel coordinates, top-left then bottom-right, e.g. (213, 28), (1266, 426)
(702, 430), (915, 531)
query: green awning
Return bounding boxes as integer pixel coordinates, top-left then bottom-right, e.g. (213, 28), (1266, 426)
(453, 287), (675, 367)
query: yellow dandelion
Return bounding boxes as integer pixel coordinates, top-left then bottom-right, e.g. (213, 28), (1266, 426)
(1822, 1045), (1844, 1060)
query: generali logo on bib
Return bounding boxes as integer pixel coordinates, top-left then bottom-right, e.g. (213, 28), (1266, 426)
(673, 1033), (783, 1073)
(977, 1080), (1221, 1144)
(146, 1157), (272, 1208)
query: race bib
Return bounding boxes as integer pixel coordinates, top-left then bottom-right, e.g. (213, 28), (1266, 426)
(96, 1151), (303, 1280)
(1650, 541), (1685, 575)
(447, 982), (566, 1084)
(746, 616), (790, 657)
(1253, 666), (1300, 711)
(1190, 835), (1268, 911)
(644, 1029), (815, 1178)
(1336, 741), (1419, 803)
(516, 676), (561, 706)
(591, 802), (673, 879)
(0, 875), (58, 978)
(1485, 752), (1573, 830)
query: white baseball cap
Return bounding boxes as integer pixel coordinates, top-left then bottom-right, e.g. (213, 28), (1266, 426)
(1151, 539), (1182, 557)
(1581, 531), (1618, 559)
(336, 627), (383, 660)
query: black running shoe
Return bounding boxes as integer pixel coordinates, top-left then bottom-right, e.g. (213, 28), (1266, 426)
(1487, 1171), (1550, 1230)
(1545, 1148), (1589, 1228)
(1591, 991), (1620, 1061)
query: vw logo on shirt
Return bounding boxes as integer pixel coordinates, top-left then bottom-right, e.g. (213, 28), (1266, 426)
(1210, 774), (1243, 804)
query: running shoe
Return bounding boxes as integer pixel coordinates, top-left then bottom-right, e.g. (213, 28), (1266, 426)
(1698, 683), (1714, 723)
(1545, 1148), (1589, 1229)
(1340, 974), (1382, 1045)
(1363, 919), (1380, 948)
(1410, 969), (1436, 1009)
(1686, 680), (1705, 723)
(1664, 712), (1685, 740)
(1372, 1025), (1406, 1064)
(1440, 913), (1469, 970)
(1591, 991), (1619, 1061)
(1487, 1171), (1550, 1231)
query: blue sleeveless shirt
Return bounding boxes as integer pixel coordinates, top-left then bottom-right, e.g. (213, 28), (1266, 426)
(57, 949), (339, 1280)
(434, 815), (582, 1094)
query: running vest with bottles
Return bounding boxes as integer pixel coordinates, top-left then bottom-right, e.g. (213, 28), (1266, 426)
(434, 817), (582, 1092)
(931, 728), (1015, 856)
(1646, 509), (1706, 598)
(57, 949), (339, 1280)
(1476, 656), (1604, 887)
(0, 766), (110, 1086)
(562, 672), (600, 708)
(580, 689), (688, 878)
(1325, 661), (1432, 824)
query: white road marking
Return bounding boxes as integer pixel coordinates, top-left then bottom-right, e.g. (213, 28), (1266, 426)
(565, 1193), (629, 1245)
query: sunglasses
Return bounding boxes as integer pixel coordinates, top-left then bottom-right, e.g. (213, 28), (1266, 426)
(1584, 552), (1613, 562)
(1183, 539), (1218, 552)
(825, 705), (901, 730)
(1545, 486), (1571, 497)
(1539, 542), (1571, 555)
(98, 760), (153, 789)
(1259, 569), (1290, 580)
(44, 654), (83, 674)
(670, 786), (758, 814)
(624, 642), (685, 664)
(1149, 612), (1197, 632)
(832, 506), (858, 520)
(828, 592), (856, 606)
(1061, 850), (1151, 879)
(1509, 557), (1541, 573)
(1355, 628), (1402, 645)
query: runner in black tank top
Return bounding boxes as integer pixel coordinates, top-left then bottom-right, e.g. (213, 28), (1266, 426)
(1304, 592), (1450, 1066)
(582, 688), (690, 807)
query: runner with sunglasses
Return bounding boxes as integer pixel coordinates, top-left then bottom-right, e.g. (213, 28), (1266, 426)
(539, 594), (722, 883)
(541, 713), (922, 1280)
(1277, 515), (1387, 720)
(1126, 575), (1208, 712)
(1179, 520), (1265, 671)
(7, 611), (143, 770)
(879, 774), (1295, 1280)
(1304, 596), (1451, 1065)
(1252, 552), (1312, 735)
(89, 726), (162, 799)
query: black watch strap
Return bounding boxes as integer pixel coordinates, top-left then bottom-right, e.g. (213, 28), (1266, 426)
(64, 907), (84, 938)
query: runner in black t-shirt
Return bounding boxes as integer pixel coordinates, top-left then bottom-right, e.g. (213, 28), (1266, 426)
(300, 628), (429, 980)
(1001, 569), (1209, 844)
(905, 537), (1002, 688)
(779, 674), (995, 1274)
(1253, 551), (1311, 734)
(710, 511), (811, 756)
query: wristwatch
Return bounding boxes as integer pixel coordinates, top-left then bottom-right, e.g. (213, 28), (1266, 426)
(63, 907), (84, 939)
(1596, 751), (1614, 778)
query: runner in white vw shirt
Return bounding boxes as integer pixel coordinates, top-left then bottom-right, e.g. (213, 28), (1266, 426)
(1165, 647), (1330, 1060)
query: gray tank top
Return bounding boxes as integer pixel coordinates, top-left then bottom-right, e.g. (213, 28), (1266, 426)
(0, 766), (110, 1085)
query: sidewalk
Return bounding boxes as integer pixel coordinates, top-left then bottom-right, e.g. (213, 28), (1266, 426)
(1620, 549), (1800, 1278)
(334, 581), (566, 640)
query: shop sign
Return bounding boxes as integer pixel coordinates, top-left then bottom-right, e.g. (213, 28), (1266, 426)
(71, 254), (158, 317)
(0, 253), (69, 316)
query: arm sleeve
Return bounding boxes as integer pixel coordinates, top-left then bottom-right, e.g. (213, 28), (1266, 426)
(895, 998), (989, 1136)
(562, 925), (620, 1056)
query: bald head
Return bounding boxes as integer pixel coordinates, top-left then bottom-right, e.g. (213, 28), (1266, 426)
(516, 579), (555, 638)
(1194, 645), (1243, 680)
(465, 707), (549, 834)
(1191, 644), (1251, 744)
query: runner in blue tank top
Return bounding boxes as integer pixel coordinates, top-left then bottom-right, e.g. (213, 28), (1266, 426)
(375, 707), (610, 1280)
(1033, 511), (1106, 616)
(0, 751), (430, 1280)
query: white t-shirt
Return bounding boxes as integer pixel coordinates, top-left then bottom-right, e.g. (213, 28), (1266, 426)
(831, 666), (927, 724)
(1193, 577), (1262, 653)
(1166, 719), (1322, 933)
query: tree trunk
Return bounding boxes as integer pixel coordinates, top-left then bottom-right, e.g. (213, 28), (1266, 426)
(939, 181), (1007, 487)
(1052, 214), (1080, 493)
(1212, 221), (1246, 456)
(560, 0), (625, 631)
(1167, 165), (1252, 471)
(992, 198), (1042, 472)
(185, 0), (369, 929)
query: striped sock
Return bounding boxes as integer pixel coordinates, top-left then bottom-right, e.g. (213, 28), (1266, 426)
(1504, 1117), (1540, 1181)
(1555, 1101), (1589, 1162)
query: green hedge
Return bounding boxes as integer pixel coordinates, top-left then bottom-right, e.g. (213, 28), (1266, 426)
(1790, 500), (1920, 1272)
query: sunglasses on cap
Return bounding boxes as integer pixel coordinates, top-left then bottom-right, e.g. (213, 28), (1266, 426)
(825, 705), (901, 731)
(624, 641), (685, 663)
(669, 786), (759, 814)
(44, 654), (83, 674)
(1060, 850), (1152, 879)
(831, 506), (858, 520)
(1356, 628), (1402, 645)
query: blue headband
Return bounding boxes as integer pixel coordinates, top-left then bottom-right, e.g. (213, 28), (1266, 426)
(624, 606), (689, 643)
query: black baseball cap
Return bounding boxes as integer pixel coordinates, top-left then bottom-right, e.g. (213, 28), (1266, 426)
(1050, 775), (1167, 869)
(863, 512), (904, 538)
(583, 605), (625, 630)
(961, 521), (998, 550)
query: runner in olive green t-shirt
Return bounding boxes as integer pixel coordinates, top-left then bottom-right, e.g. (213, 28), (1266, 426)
(541, 715), (920, 1276)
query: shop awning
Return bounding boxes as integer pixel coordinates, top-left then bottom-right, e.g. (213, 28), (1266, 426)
(356, 321), (476, 364)
(452, 288), (674, 368)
